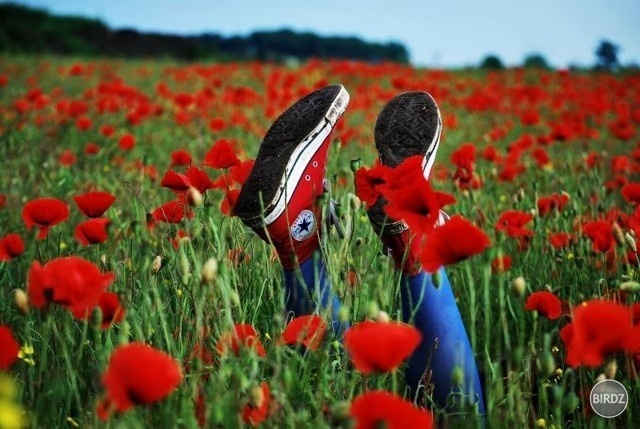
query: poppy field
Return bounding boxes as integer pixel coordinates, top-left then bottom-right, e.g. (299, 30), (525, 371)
(1, 56), (640, 428)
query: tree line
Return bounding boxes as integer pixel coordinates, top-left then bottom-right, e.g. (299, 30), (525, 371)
(0, 3), (409, 63)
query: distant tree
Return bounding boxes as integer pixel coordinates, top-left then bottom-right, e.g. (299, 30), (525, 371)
(480, 54), (504, 70)
(523, 53), (550, 69)
(595, 40), (619, 71)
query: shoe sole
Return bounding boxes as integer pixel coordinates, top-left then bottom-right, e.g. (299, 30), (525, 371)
(235, 85), (349, 223)
(374, 91), (442, 178)
(369, 91), (443, 229)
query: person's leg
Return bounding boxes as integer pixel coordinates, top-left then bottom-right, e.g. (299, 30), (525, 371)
(283, 254), (348, 334)
(366, 91), (485, 413)
(402, 269), (485, 413)
(235, 85), (349, 333)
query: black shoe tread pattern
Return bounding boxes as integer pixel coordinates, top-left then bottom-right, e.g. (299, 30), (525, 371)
(234, 85), (343, 220)
(369, 91), (441, 228)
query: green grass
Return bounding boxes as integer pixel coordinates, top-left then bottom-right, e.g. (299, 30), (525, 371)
(0, 55), (639, 428)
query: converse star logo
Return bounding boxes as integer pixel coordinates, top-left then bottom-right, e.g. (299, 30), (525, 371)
(291, 210), (316, 241)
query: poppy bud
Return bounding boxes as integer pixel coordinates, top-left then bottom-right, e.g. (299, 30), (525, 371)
(451, 366), (464, 385)
(338, 306), (350, 323)
(178, 252), (190, 284)
(91, 306), (103, 328)
(563, 392), (580, 413)
(513, 187), (525, 203)
(376, 310), (390, 323)
(595, 373), (606, 383)
(13, 289), (29, 314)
(612, 222), (625, 247)
(605, 360), (618, 379)
(249, 384), (265, 409)
(535, 418), (546, 428)
(151, 255), (162, 274)
(185, 187), (203, 207)
(511, 276), (526, 297)
(100, 254), (107, 266)
(432, 270), (442, 289)
(328, 400), (351, 425)
(540, 351), (555, 376)
(348, 193), (361, 211)
(201, 258), (218, 283)
(620, 281), (640, 292)
(365, 301), (379, 320)
(229, 290), (240, 307)
(349, 159), (362, 173)
(625, 232), (637, 252)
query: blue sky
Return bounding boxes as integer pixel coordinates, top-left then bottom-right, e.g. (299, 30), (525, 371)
(9, 0), (640, 67)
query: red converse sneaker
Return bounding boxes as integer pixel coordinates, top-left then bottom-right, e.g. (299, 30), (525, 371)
(234, 85), (349, 269)
(367, 91), (446, 276)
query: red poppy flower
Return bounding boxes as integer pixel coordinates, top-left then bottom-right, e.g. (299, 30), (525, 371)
(59, 149), (76, 166)
(0, 325), (20, 370)
(170, 230), (189, 250)
(524, 291), (562, 320)
(630, 206), (640, 236)
(97, 293), (125, 329)
(420, 216), (490, 273)
(216, 324), (266, 357)
(343, 321), (421, 374)
(350, 390), (434, 429)
(450, 143), (476, 169)
(85, 142), (101, 155)
(204, 138), (240, 169)
(160, 170), (191, 193)
(382, 155), (425, 186)
(383, 180), (442, 237)
(150, 200), (187, 224)
(242, 382), (271, 426)
(621, 183), (640, 205)
(560, 300), (635, 367)
(0, 233), (25, 261)
(118, 133), (136, 150)
(354, 165), (389, 208)
(280, 315), (327, 351)
(220, 188), (240, 216)
(497, 163), (525, 182)
(482, 145), (501, 163)
(186, 166), (216, 193)
(76, 116), (92, 131)
(100, 124), (115, 138)
(491, 255), (512, 274)
(73, 191), (116, 218)
(531, 147), (550, 167)
(98, 343), (182, 420)
(22, 198), (70, 239)
(230, 159), (255, 186)
(208, 117), (227, 132)
(582, 221), (614, 253)
(537, 194), (570, 217)
(495, 210), (533, 238)
(170, 149), (192, 167)
(75, 218), (110, 246)
(548, 232), (573, 249)
(28, 256), (114, 318)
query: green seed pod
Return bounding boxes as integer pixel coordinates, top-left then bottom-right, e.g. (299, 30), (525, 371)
(432, 270), (442, 289)
(349, 158), (363, 173)
(563, 392), (580, 413)
(451, 366), (464, 385)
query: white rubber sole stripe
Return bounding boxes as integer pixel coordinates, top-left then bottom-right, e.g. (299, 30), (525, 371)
(421, 92), (443, 181)
(263, 85), (350, 225)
